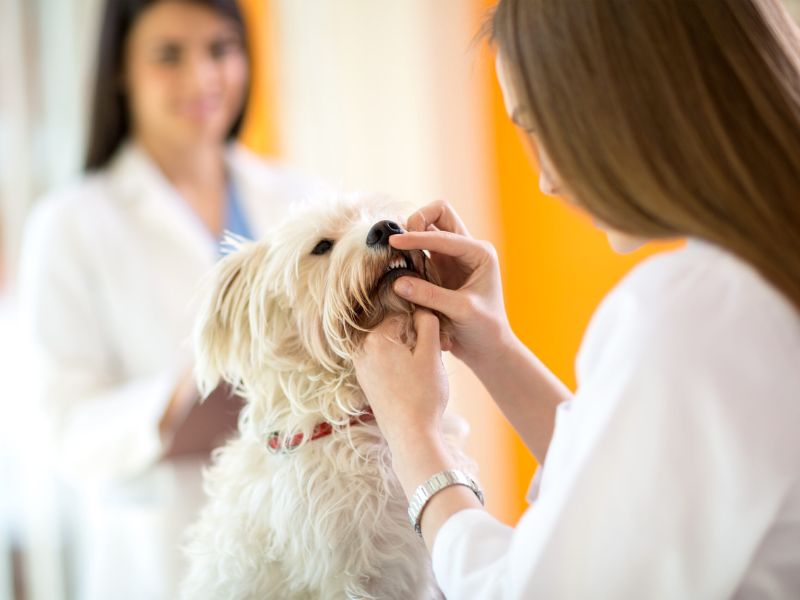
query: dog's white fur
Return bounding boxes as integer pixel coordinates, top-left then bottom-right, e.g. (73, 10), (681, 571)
(181, 194), (474, 600)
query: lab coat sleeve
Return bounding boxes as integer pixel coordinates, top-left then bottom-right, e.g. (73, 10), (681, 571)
(431, 312), (795, 599)
(19, 199), (180, 482)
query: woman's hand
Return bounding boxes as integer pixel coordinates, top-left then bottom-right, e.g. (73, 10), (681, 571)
(159, 367), (198, 441)
(391, 200), (514, 371)
(361, 201), (568, 470)
(354, 309), (449, 448)
(355, 310), (483, 547)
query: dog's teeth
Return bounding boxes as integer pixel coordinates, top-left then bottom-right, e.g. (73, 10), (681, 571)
(385, 256), (409, 273)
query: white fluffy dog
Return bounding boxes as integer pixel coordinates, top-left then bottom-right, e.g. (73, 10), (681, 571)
(181, 194), (474, 599)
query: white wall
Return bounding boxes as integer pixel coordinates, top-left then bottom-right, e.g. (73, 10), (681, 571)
(272, 1), (495, 233)
(0, 2), (103, 596)
(0, 0), (102, 289)
(270, 0), (520, 518)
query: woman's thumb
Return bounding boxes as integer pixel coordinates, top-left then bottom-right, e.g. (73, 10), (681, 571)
(412, 309), (441, 355)
(393, 277), (459, 318)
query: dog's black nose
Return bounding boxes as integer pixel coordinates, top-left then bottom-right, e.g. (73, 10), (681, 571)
(366, 220), (404, 247)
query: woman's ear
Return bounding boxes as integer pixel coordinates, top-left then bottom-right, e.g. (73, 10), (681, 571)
(193, 239), (269, 397)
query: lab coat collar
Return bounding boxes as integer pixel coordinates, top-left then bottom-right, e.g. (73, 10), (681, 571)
(223, 143), (301, 240)
(105, 141), (276, 262)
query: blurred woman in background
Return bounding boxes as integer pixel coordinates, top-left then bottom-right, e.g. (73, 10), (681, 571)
(19, 0), (319, 598)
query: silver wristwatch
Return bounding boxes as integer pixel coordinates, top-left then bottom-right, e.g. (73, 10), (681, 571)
(407, 469), (485, 536)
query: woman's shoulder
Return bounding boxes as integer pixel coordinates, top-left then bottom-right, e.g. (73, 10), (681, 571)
(578, 238), (800, 388)
(26, 171), (113, 237)
(20, 151), (145, 274)
(572, 240), (800, 474)
(29, 142), (151, 226)
(631, 239), (795, 339)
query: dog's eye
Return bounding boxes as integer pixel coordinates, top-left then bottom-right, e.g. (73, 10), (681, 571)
(311, 239), (334, 256)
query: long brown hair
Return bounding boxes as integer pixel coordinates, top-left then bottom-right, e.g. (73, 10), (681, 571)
(85, 0), (249, 171)
(489, 0), (800, 312)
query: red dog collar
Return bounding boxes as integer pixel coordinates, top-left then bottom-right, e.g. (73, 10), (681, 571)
(266, 408), (376, 453)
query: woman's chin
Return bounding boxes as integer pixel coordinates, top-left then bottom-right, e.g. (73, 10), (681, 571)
(165, 117), (232, 147)
(606, 231), (647, 254)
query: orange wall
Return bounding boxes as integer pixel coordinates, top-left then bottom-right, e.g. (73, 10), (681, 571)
(238, 0), (279, 157)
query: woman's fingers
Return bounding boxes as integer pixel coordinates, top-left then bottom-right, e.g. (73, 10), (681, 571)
(394, 277), (471, 321)
(390, 230), (488, 271)
(406, 200), (470, 237)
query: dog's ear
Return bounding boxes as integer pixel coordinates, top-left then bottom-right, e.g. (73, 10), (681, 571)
(193, 239), (269, 398)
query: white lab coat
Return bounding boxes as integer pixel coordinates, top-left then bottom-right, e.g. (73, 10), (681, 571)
(432, 239), (800, 599)
(18, 142), (322, 600)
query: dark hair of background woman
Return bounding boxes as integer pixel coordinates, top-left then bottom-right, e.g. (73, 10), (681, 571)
(85, 0), (249, 171)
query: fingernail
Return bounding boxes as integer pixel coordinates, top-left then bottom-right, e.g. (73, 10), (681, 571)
(394, 279), (412, 297)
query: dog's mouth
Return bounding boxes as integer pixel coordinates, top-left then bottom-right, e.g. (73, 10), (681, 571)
(330, 243), (443, 355)
(349, 247), (430, 325)
(376, 250), (423, 289)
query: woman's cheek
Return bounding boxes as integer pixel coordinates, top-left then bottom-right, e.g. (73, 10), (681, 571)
(223, 56), (249, 119)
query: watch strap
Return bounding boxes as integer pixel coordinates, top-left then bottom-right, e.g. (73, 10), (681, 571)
(407, 469), (485, 536)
